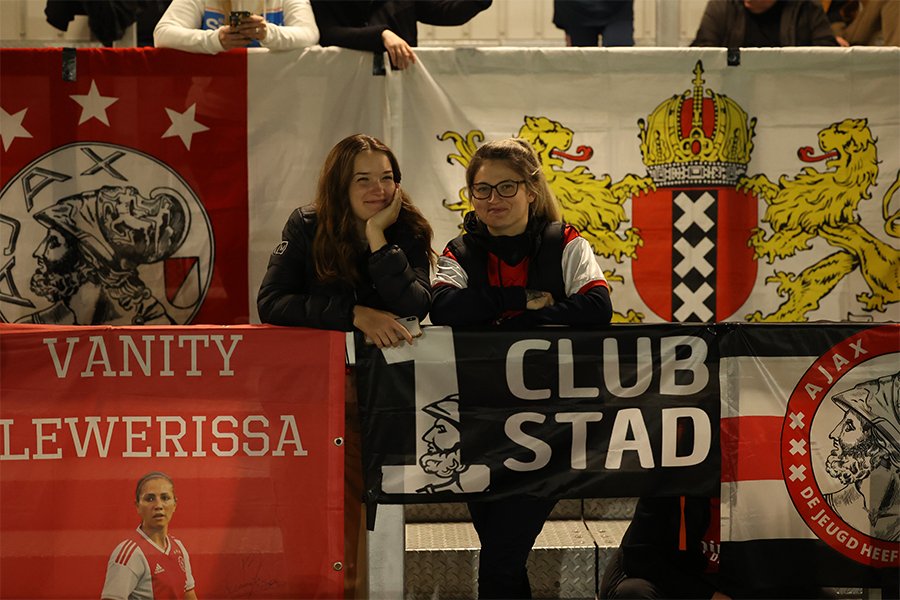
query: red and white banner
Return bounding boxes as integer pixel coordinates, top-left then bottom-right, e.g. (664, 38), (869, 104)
(720, 324), (899, 589)
(0, 323), (345, 599)
(1, 48), (249, 326)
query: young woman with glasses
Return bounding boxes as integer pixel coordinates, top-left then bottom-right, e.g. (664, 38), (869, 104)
(430, 137), (612, 599)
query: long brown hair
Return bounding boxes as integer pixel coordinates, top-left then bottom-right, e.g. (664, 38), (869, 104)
(465, 138), (562, 223)
(312, 134), (434, 285)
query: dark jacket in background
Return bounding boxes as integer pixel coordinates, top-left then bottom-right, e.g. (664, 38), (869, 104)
(311, 0), (491, 52)
(691, 0), (838, 47)
(553, 0), (633, 31)
(45, 0), (140, 46)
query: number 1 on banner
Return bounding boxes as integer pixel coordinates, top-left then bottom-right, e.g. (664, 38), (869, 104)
(379, 327), (489, 495)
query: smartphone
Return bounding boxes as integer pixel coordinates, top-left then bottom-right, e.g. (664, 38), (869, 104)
(229, 10), (252, 27)
(365, 316), (422, 345)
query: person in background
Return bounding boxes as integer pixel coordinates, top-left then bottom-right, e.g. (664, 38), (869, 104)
(822, 0), (899, 46)
(553, 0), (635, 47)
(430, 138), (612, 599)
(154, 0), (319, 54)
(691, 0), (838, 47)
(45, 0), (158, 47)
(311, 0), (492, 70)
(137, 1), (172, 46)
(257, 133), (433, 598)
(600, 497), (724, 600)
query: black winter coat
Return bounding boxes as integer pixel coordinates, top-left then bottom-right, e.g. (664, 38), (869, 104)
(257, 206), (431, 330)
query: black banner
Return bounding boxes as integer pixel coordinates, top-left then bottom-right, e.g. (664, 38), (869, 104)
(356, 324), (721, 503)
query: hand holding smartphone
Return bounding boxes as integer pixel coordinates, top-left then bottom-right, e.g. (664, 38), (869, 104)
(365, 316), (421, 345)
(229, 11), (252, 27)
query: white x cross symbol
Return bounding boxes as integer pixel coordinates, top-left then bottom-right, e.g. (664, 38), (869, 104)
(790, 439), (807, 456)
(789, 464), (807, 482)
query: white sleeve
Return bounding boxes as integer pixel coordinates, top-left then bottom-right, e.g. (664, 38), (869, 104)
(101, 542), (144, 600)
(561, 235), (607, 297)
(154, 0), (226, 54)
(260, 0), (320, 50)
(173, 539), (196, 592)
(432, 254), (468, 289)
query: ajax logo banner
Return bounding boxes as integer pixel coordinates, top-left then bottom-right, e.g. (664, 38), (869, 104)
(782, 326), (899, 566)
(0, 142), (214, 325)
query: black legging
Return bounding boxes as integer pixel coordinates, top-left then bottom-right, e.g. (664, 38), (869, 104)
(468, 498), (557, 599)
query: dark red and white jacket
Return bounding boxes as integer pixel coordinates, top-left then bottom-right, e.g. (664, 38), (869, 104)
(431, 212), (611, 326)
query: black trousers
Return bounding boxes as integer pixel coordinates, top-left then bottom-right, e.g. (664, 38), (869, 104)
(468, 498), (557, 600)
(599, 547), (665, 599)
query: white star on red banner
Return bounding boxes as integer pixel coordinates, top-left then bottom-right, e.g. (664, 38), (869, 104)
(0, 107), (32, 151)
(69, 80), (119, 126)
(162, 104), (210, 150)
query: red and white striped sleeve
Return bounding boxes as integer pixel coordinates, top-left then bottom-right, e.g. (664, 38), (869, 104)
(432, 248), (468, 289)
(101, 539), (147, 600)
(561, 225), (608, 297)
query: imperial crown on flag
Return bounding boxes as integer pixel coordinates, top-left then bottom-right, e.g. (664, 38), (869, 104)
(633, 61), (758, 322)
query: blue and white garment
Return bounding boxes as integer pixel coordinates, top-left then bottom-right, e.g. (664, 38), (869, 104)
(200, 4), (285, 47)
(154, 0), (319, 54)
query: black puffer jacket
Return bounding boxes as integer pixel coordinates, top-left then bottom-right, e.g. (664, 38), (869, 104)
(257, 206), (431, 330)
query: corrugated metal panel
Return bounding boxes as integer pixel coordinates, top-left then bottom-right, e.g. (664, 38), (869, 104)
(584, 520), (630, 549)
(406, 520), (633, 599)
(530, 521), (597, 599)
(406, 502), (472, 523)
(584, 498), (637, 520)
(405, 498), (635, 523)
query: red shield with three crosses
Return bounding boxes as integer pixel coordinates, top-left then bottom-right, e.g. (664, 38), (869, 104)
(632, 61), (758, 322)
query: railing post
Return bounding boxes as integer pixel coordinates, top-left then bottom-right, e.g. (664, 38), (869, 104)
(656, 0), (680, 47)
(367, 504), (406, 599)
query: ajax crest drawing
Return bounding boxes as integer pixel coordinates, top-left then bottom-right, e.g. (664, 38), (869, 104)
(782, 326), (899, 564)
(0, 142), (214, 325)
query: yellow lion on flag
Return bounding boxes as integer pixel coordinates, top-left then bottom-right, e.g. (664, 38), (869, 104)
(739, 118), (900, 321)
(440, 116), (654, 323)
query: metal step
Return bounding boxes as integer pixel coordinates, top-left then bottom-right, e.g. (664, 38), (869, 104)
(401, 499), (866, 600)
(405, 520), (631, 600)
(404, 498), (637, 523)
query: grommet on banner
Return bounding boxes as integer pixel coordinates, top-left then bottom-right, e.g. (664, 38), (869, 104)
(727, 48), (740, 66)
(62, 48), (76, 81)
(334, 437), (344, 446)
(333, 562), (343, 571)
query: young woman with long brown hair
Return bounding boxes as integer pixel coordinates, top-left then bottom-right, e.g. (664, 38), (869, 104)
(257, 133), (433, 598)
(257, 133), (433, 346)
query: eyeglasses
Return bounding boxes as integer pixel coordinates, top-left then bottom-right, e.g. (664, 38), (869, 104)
(469, 180), (526, 200)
